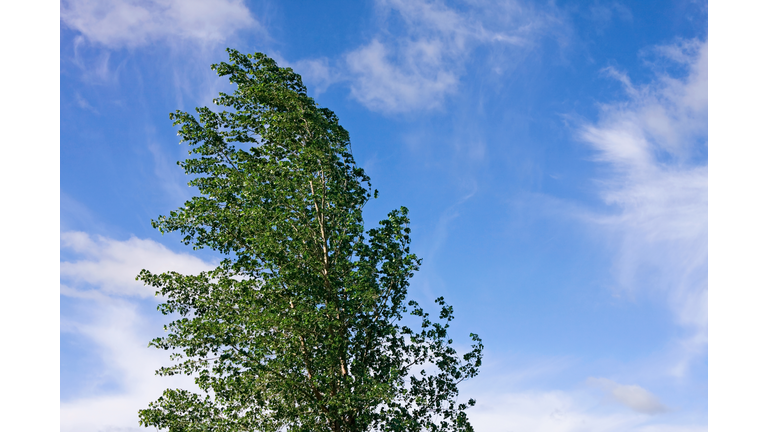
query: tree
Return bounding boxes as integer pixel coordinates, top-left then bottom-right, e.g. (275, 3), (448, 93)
(137, 49), (483, 432)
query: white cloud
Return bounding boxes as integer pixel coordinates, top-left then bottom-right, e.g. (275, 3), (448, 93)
(59, 233), (704, 431)
(61, 231), (216, 297)
(61, 0), (258, 48)
(451, 358), (704, 432)
(587, 378), (668, 414)
(343, 0), (558, 113)
(578, 39), (708, 373)
(61, 232), (216, 431)
(347, 38), (460, 112)
(61, 296), (199, 432)
(465, 389), (702, 432)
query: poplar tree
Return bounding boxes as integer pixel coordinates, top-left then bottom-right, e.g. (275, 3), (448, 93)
(137, 49), (483, 432)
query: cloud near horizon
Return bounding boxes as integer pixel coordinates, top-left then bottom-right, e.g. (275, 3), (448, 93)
(60, 297), (198, 432)
(587, 377), (668, 415)
(61, 232), (216, 432)
(465, 388), (699, 432)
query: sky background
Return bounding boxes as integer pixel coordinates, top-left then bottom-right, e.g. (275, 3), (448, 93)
(57, 1), (710, 431)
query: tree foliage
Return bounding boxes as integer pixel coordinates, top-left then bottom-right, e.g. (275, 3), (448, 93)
(137, 49), (483, 432)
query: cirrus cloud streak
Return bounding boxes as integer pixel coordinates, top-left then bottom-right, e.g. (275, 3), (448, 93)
(578, 39), (708, 375)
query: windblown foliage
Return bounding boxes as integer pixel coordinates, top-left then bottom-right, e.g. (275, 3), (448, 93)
(138, 49), (483, 432)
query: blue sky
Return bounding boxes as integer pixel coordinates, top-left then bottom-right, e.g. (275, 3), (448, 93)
(59, 1), (708, 431)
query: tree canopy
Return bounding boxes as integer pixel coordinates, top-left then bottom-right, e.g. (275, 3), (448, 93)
(137, 48), (483, 432)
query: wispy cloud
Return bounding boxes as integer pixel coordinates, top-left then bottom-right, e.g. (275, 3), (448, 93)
(73, 92), (99, 114)
(586, 2), (633, 32)
(61, 297), (198, 432)
(61, 193), (108, 233)
(70, 38), (120, 84)
(340, 0), (562, 113)
(61, 232), (216, 431)
(290, 57), (342, 96)
(61, 0), (258, 48)
(587, 377), (668, 414)
(578, 39), (708, 374)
